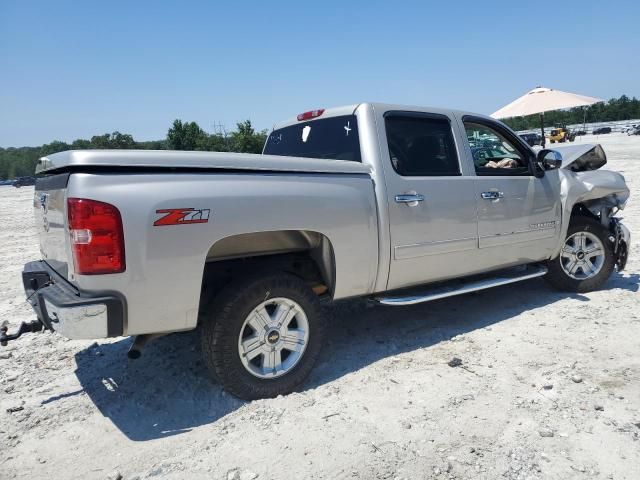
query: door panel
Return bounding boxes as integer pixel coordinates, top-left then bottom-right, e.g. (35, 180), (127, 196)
(387, 177), (479, 289)
(461, 117), (562, 267)
(379, 112), (480, 290)
(475, 173), (561, 254)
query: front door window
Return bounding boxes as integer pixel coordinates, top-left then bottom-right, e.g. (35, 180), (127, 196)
(464, 122), (530, 175)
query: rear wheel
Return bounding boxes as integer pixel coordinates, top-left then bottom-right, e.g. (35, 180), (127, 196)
(545, 217), (615, 292)
(201, 273), (326, 400)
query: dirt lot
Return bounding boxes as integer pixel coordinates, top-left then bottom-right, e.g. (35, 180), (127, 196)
(1, 134), (639, 480)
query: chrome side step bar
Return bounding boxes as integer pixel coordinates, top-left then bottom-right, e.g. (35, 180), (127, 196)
(376, 265), (548, 306)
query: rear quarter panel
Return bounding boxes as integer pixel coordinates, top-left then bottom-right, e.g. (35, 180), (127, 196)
(66, 171), (378, 335)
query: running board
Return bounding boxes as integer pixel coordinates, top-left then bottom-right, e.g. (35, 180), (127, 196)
(376, 265), (548, 306)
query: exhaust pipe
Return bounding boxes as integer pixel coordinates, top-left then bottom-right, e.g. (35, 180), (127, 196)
(127, 333), (165, 359)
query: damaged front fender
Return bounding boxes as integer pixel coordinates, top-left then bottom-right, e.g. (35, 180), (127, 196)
(547, 142), (630, 265)
(555, 166), (630, 266)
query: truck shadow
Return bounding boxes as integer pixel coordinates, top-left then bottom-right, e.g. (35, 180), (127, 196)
(74, 330), (244, 442)
(74, 273), (638, 442)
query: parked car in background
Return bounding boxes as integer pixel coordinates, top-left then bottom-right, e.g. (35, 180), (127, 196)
(0, 178), (15, 186)
(518, 132), (542, 146)
(12, 176), (36, 188)
(627, 125), (640, 136)
(593, 127), (612, 135)
(574, 130), (587, 136)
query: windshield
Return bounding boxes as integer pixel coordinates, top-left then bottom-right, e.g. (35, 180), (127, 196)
(263, 115), (361, 162)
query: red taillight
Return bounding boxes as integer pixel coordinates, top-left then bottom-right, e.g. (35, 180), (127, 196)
(297, 109), (325, 121)
(67, 198), (125, 275)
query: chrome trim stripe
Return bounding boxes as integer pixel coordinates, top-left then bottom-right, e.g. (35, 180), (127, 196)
(394, 237), (477, 260)
(479, 226), (556, 247)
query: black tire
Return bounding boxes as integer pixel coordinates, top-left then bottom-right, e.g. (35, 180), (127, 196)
(201, 273), (326, 400)
(550, 139), (556, 144)
(545, 216), (615, 292)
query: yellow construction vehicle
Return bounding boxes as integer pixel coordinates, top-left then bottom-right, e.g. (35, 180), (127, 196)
(549, 124), (576, 143)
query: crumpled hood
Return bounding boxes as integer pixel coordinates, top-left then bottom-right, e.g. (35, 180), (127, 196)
(551, 142), (629, 209)
(553, 157), (630, 257)
(561, 169), (630, 208)
(550, 143), (608, 171)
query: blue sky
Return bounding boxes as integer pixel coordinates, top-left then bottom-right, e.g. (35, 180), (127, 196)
(1, 0), (639, 147)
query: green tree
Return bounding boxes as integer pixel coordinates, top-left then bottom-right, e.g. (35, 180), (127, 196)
(167, 120), (209, 150)
(90, 134), (111, 149)
(109, 131), (135, 149)
(71, 139), (91, 149)
(229, 120), (267, 153)
(40, 141), (70, 156)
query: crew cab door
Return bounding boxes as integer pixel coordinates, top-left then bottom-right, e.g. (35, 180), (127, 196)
(460, 116), (561, 266)
(378, 111), (479, 290)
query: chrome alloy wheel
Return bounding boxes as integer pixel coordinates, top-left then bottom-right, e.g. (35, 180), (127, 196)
(560, 231), (605, 280)
(238, 297), (309, 379)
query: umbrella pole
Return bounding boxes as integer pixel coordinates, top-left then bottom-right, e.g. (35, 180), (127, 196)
(540, 112), (545, 148)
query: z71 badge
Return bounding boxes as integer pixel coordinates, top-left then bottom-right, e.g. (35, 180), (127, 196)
(154, 208), (210, 226)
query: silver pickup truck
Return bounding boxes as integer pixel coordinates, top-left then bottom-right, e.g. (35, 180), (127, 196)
(3, 103), (631, 399)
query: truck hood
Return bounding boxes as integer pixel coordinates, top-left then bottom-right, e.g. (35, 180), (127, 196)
(549, 143), (608, 172)
(36, 150), (372, 175)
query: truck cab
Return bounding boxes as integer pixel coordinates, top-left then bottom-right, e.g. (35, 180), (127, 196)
(266, 104), (563, 291)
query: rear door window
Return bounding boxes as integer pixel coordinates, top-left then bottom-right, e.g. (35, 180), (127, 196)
(264, 115), (361, 162)
(384, 113), (460, 176)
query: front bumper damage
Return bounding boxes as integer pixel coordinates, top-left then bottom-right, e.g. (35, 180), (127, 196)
(1, 261), (124, 346)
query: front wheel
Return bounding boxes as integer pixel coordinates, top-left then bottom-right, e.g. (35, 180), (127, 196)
(201, 273), (326, 400)
(545, 217), (615, 292)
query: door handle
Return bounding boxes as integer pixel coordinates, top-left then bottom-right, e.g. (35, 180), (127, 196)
(481, 191), (504, 200)
(395, 193), (425, 206)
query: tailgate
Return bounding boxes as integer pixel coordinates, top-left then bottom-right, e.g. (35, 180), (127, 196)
(34, 173), (71, 279)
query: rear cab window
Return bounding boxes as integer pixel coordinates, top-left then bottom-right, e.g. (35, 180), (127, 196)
(263, 115), (361, 162)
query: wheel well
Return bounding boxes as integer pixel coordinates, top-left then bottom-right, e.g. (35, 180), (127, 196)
(570, 203), (599, 223)
(198, 231), (335, 319)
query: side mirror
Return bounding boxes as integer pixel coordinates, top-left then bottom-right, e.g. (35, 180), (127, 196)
(537, 149), (563, 171)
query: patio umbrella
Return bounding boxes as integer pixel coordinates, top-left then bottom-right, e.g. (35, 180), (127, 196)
(491, 87), (603, 147)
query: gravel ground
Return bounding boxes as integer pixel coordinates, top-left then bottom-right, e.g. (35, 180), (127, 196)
(1, 134), (639, 480)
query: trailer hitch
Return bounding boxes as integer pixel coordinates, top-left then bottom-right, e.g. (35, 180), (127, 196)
(0, 320), (45, 346)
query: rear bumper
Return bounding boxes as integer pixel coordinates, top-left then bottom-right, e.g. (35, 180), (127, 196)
(22, 261), (124, 339)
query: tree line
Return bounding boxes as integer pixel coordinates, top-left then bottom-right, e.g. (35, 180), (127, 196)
(2, 95), (639, 179)
(502, 95), (640, 131)
(0, 120), (267, 180)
